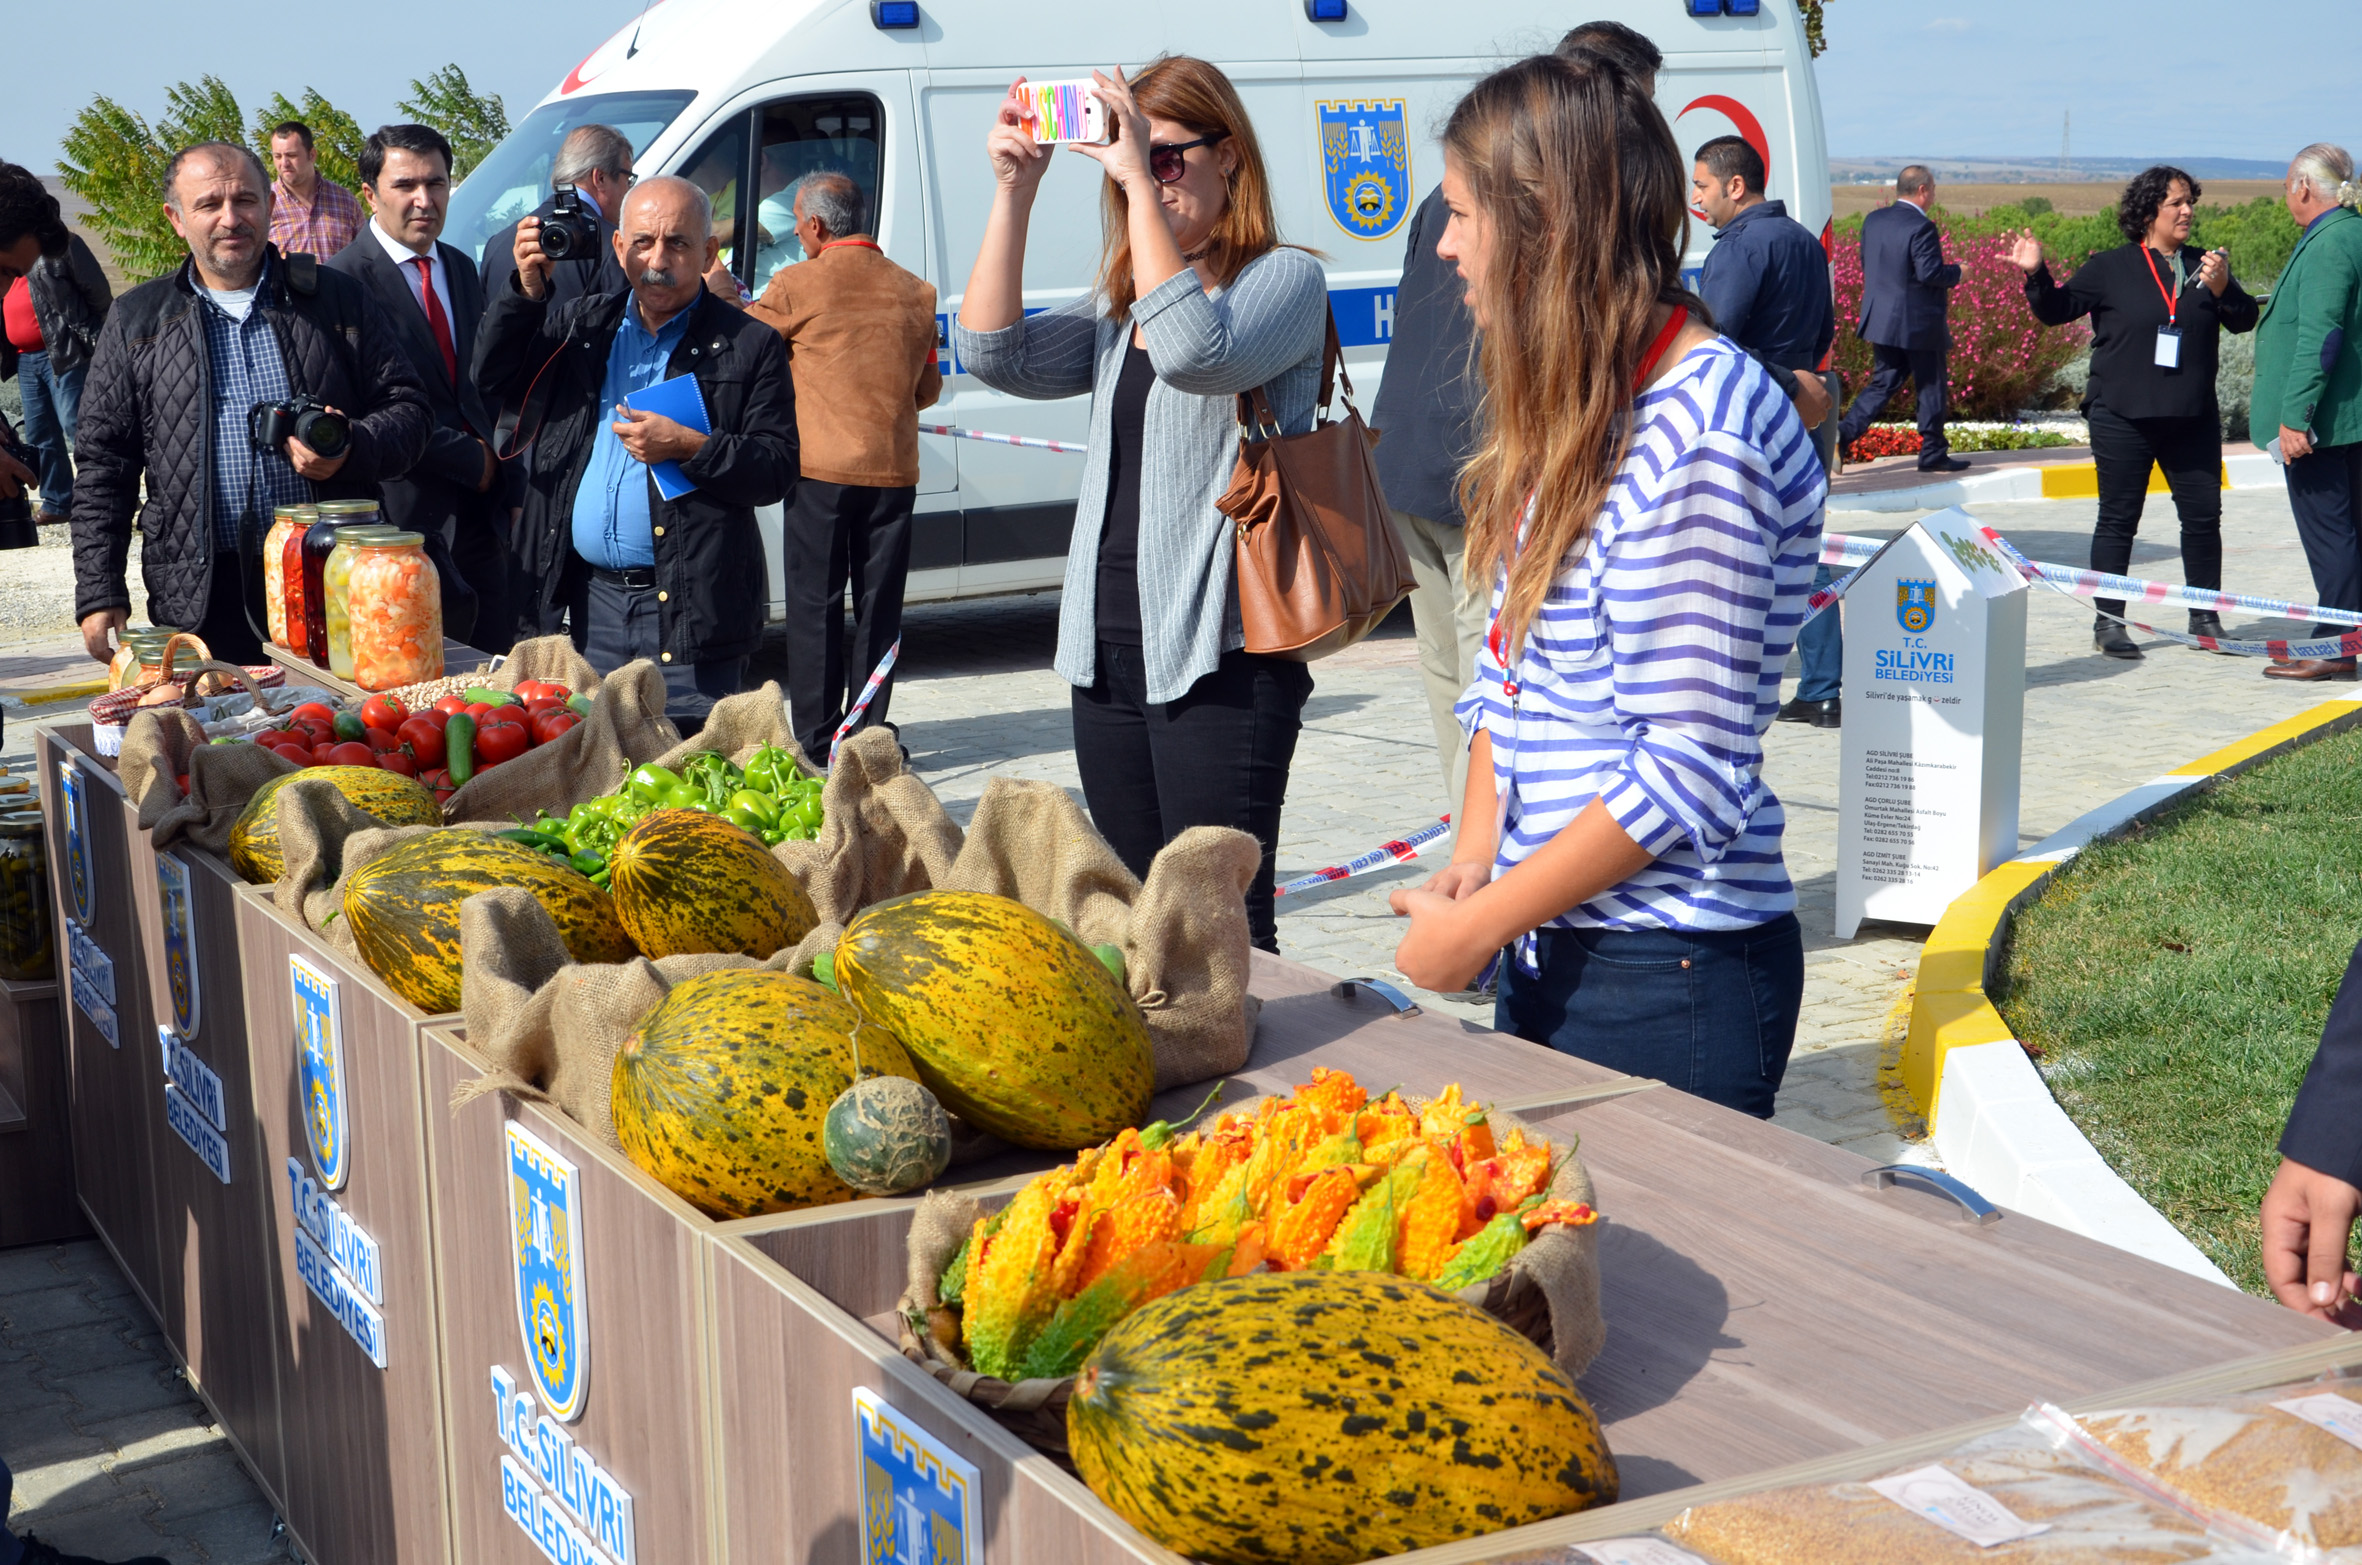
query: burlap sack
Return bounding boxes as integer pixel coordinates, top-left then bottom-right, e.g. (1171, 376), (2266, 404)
(485, 634), (600, 696)
(119, 707), (299, 853)
(652, 680), (803, 772)
(893, 1105), (1606, 1458)
(945, 780), (1258, 1090)
(444, 660), (677, 825)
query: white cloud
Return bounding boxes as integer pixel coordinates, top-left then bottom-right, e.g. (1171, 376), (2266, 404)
(1926, 17), (1973, 31)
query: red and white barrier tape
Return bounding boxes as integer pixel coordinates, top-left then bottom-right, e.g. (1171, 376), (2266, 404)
(828, 638), (901, 765)
(1974, 529), (2362, 660)
(1275, 816), (1453, 897)
(919, 423), (1088, 455)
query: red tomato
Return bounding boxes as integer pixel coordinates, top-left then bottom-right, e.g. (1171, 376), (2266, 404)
(420, 767), (452, 791)
(175, 773), (190, 795)
(408, 707), (451, 732)
(289, 716), (333, 745)
(326, 741), (378, 768)
(360, 694), (407, 732)
(530, 709), (580, 747)
(311, 743), (341, 766)
(365, 728), (405, 753)
(524, 697), (564, 720)
(376, 751), (419, 778)
(515, 679), (569, 703)
(475, 716), (530, 767)
(396, 717), (446, 766)
(434, 694), (469, 716)
(288, 701), (335, 726)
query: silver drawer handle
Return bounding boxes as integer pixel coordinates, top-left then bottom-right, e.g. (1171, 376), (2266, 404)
(1332, 977), (1420, 1017)
(1863, 1164), (2001, 1225)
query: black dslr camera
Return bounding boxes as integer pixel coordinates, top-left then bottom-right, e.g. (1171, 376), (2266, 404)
(248, 397), (350, 459)
(539, 183), (600, 261)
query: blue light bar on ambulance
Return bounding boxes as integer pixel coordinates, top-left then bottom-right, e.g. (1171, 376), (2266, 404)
(870, 0), (920, 27)
(1305, 0), (1349, 18)
(1690, 0), (1762, 11)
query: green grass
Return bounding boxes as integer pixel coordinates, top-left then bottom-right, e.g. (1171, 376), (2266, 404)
(1995, 723), (2362, 1294)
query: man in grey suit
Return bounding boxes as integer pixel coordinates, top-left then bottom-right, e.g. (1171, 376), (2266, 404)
(1837, 164), (1968, 473)
(328, 124), (507, 646)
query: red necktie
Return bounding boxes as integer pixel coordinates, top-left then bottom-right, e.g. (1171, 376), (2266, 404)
(413, 256), (458, 384)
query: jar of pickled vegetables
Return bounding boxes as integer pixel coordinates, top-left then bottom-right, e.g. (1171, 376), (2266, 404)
(0, 813), (54, 981)
(347, 532), (442, 690)
(108, 626), (194, 691)
(323, 524), (397, 680)
(262, 504), (318, 648)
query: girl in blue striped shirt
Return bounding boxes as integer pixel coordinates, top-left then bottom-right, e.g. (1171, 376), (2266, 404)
(1390, 53), (1827, 1118)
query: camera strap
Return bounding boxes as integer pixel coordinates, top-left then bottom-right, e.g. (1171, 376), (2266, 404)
(233, 464), (272, 646)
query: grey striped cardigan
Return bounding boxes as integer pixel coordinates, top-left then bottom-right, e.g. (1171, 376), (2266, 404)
(952, 247), (1329, 703)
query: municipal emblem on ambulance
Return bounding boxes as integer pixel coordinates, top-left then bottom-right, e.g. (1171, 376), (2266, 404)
(156, 853), (200, 1038)
(508, 1121), (590, 1421)
(1318, 99), (1411, 240)
(1896, 579), (1937, 634)
(290, 955), (348, 1189)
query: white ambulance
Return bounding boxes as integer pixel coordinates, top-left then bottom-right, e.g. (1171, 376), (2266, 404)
(444, 0), (1830, 617)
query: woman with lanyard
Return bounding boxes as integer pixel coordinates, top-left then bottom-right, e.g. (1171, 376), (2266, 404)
(1388, 52), (1827, 1119)
(2012, 166), (2257, 661)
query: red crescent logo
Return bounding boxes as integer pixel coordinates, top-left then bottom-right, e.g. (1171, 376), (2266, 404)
(1678, 95), (1772, 218)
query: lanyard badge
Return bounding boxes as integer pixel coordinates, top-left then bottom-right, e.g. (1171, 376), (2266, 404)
(2144, 247), (2184, 368)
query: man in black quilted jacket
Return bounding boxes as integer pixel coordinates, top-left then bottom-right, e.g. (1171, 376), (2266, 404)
(70, 141), (429, 664)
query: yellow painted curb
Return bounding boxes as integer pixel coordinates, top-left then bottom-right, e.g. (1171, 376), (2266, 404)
(2, 677), (109, 708)
(1902, 695), (2362, 1121)
(2039, 462), (2228, 500)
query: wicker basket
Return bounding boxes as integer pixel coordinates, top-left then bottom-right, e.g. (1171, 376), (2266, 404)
(88, 638), (283, 757)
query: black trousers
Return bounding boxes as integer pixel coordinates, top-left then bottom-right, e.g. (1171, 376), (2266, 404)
(1838, 342), (1951, 465)
(1071, 642), (1312, 953)
(569, 563), (746, 734)
(2086, 404), (2222, 623)
(784, 479), (915, 762)
(2285, 441), (2362, 637)
(195, 557), (266, 665)
(448, 498), (513, 655)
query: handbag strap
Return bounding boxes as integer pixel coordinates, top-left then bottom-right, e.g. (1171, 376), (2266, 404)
(1235, 306), (1352, 439)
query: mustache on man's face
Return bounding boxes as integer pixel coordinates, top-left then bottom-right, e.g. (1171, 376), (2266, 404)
(638, 266), (678, 287)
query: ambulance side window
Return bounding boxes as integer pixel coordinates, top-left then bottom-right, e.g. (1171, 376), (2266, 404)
(741, 94), (886, 292)
(676, 114), (750, 276)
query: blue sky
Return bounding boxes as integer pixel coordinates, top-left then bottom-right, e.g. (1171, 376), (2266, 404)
(0, 1), (2347, 177)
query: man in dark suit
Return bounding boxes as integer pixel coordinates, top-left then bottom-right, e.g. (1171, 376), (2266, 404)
(1837, 165), (1968, 473)
(2262, 937), (2362, 1328)
(329, 124), (507, 648)
(478, 124), (633, 319)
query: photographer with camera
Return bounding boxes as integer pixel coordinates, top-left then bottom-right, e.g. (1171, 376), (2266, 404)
(70, 141), (429, 663)
(479, 124), (633, 320)
(475, 176), (793, 730)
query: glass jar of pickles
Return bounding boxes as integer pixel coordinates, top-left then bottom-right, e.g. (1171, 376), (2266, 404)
(347, 532), (443, 690)
(0, 812), (54, 981)
(323, 524), (397, 679)
(262, 503), (318, 648)
(303, 501), (379, 670)
(108, 626), (195, 691)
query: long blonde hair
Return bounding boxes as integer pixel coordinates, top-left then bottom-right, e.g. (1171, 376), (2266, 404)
(1450, 53), (1699, 656)
(1097, 56), (1280, 318)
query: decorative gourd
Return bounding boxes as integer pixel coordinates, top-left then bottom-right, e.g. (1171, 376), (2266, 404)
(227, 766), (441, 883)
(822, 1076), (952, 1196)
(606, 809), (818, 959)
(341, 832), (634, 1012)
(613, 970), (923, 1218)
(834, 890), (1153, 1150)
(1068, 1271), (1618, 1565)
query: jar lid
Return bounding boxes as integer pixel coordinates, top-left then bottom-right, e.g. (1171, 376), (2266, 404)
(316, 500), (382, 517)
(0, 817), (42, 837)
(333, 524), (399, 540)
(357, 531), (427, 547)
(274, 504), (321, 520)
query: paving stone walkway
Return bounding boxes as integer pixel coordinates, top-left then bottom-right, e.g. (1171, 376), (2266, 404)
(3, 484), (2342, 1556)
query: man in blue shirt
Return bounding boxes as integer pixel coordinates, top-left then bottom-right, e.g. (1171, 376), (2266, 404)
(1694, 134), (1843, 728)
(477, 175), (796, 729)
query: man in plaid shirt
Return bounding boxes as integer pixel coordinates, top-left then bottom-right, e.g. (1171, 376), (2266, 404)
(267, 121), (362, 258)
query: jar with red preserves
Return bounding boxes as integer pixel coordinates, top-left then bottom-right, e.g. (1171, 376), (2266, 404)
(262, 503), (316, 648)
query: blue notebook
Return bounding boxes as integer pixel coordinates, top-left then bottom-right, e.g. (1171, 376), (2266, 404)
(619, 373), (711, 500)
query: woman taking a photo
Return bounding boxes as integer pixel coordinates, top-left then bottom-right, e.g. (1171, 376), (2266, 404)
(2012, 167), (2257, 661)
(1389, 52), (1827, 1119)
(954, 58), (1327, 951)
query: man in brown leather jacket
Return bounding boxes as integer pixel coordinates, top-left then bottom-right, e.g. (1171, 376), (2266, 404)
(746, 171), (941, 763)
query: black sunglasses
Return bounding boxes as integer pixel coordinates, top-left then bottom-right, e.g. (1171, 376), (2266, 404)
(1149, 131), (1229, 185)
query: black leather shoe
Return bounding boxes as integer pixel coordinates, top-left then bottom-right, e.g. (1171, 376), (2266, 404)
(1811, 696), (1841, 729)
(1918, 454), (1971, 473)
(17, 1535), (172, 1565)
(2094, 618), (2143, 659)
(2187, 609), (2226, 644)
(1776, 696), (1839, 726)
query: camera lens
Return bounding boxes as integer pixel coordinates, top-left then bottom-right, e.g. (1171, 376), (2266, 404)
(293, 407), (350, 459)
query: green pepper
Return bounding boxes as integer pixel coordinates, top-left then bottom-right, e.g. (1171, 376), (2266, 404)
(445, 712), (478, 786)
(723, 804), (768, 835)
(742, 743), (805, 797)
(627, 763), (687, 805)
(570, 849), (608, 879)
(495, 827), (568, 854)
(785, 799), (822, 834)
(332, 710), (367, 742)
(726, 789), (779, 827)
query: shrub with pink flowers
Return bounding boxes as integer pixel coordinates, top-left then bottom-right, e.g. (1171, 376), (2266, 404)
(1831, 210), (2092, 422)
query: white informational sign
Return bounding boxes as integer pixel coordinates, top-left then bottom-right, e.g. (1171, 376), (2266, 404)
(1835, 510), (2026, 938)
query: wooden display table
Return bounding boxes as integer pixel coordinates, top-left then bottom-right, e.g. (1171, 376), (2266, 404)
(261, 636), (494, 702)
(234, 887), (459, 1565)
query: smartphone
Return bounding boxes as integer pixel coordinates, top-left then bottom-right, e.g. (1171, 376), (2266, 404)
(1022, 79), (1111, 146)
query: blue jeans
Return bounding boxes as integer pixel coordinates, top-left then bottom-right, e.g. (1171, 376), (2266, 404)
(16, 350), (82, 516)
(1796, 561), (1842, 700)
(1495, 913), (1805, 1119)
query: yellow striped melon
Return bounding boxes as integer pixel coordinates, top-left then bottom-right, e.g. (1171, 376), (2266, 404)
(228, 766), (441, 883)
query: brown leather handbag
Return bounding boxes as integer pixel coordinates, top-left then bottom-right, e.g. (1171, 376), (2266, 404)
(1217, 314), (1417, 660)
